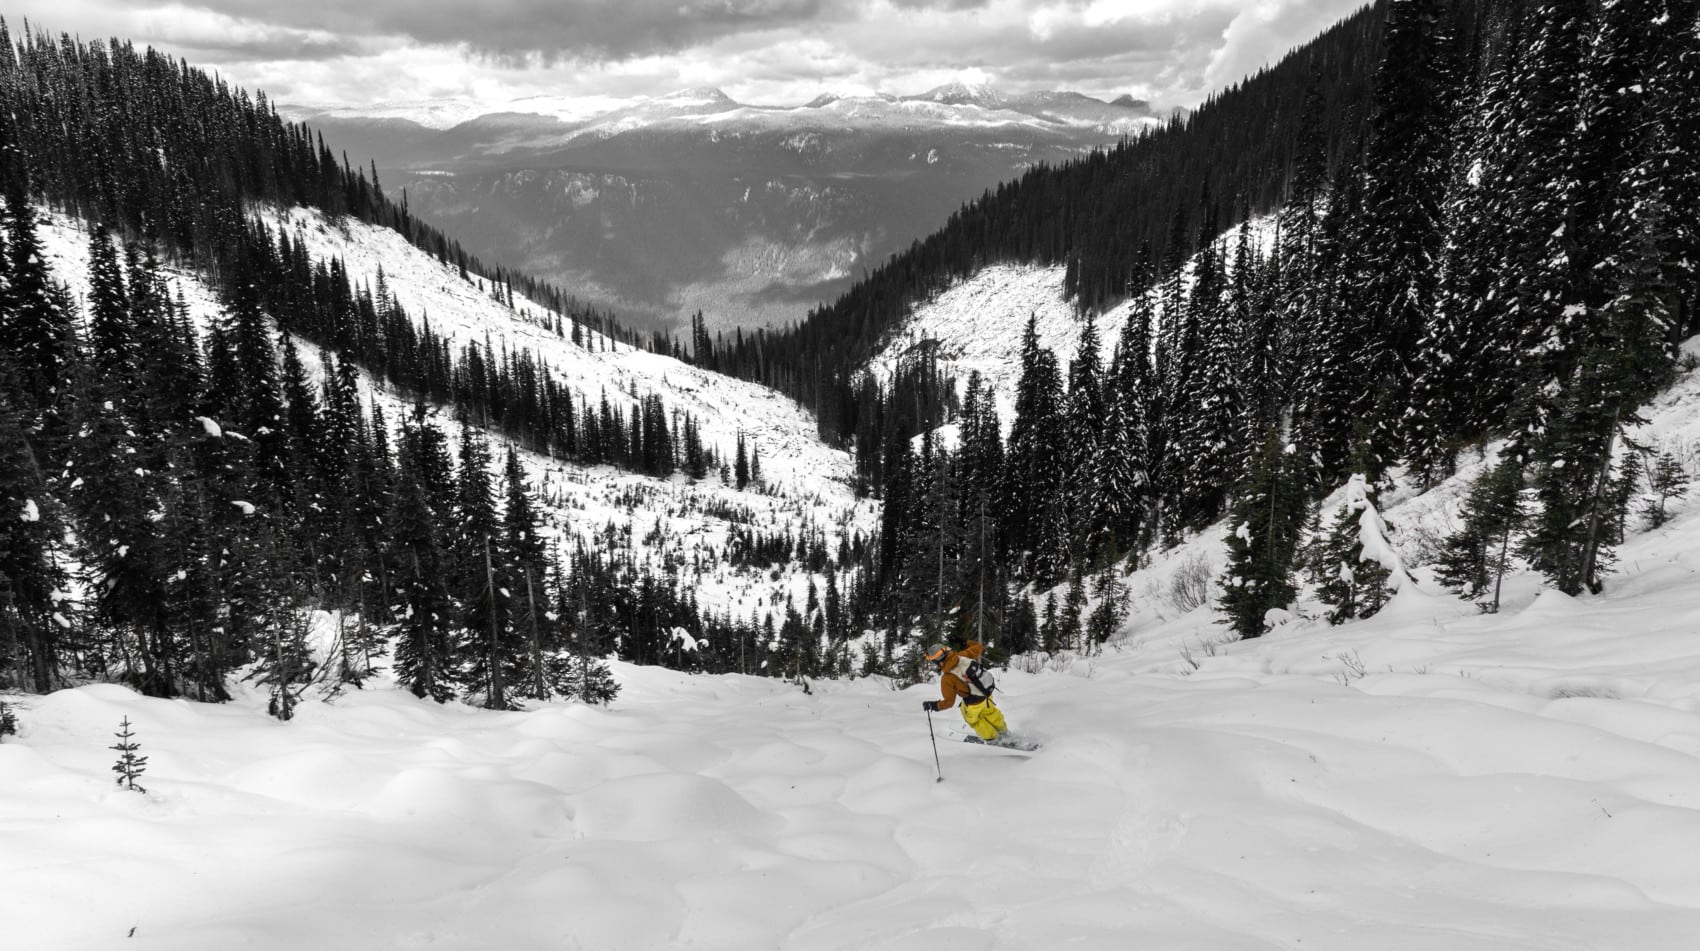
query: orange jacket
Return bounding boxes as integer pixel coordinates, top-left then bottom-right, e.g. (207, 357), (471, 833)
(934, 641), (987, 710)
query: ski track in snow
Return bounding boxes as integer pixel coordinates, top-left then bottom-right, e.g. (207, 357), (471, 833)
(33, 207), (876, 626)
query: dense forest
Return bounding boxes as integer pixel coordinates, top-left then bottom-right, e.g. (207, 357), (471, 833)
(717, 0), (1700, 648)
(0, 25), (880, 705)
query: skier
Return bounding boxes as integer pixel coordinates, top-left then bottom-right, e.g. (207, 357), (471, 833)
(920, 641), (1013, 746)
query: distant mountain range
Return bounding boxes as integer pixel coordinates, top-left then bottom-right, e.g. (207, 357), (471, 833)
(287, 86), (1168, 332)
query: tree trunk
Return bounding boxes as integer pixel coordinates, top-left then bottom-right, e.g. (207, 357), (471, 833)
(1578, 416), (1621, 594)
(524, 565), (546, 700)
(484, 537), (503, 710)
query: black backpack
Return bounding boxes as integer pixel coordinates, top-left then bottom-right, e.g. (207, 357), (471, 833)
(963, 659), (996, 698)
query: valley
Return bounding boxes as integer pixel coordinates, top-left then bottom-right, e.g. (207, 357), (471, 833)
(295, 86), (1163, 330)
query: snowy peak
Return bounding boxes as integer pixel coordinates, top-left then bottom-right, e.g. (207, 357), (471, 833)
(906, 81), (1006, 109)
(658, 85), (736, 107)
(802, 90), (900, 109)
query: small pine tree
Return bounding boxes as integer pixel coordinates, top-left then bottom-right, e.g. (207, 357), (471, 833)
(249, 604), (318, 721)
(1060, 571), (1087, 651)
(1039, 592), (1061, 653)
(567, 653), (621, 706)
(1434, 461), (1526, 611)
(1218, 428), (1307, 638)
(0, 700), (17, 740)
(1307, 476), (1397, 625)
(1085, 561), (1128, 648)
(110, 716), (147, 793)
(1642, 451), (1690, 529)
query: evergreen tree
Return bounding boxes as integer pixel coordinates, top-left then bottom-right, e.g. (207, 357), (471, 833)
(501, 447), (555, 702)
(1059, 571), (1087, 652)
(2, 173), (75, 414)
(1065, 311), (1106, 553)
(1085, 561), (1128, 647)
(86, 224), (133, 383)
(1004, 314), (1068, 576)
(0, 391), (66, 692)
(1641, 450), (1690, 529)
(1357, 0), (1456, 467)
(453, 423), (516, 709)
(64, 372), (181, 697)
(110, 716), (148, 793)
(1218, 428), (1307, 638)
(1307, 475), (1397, 624)
(1105, 266), (1155, 549)
(1434, 460), (1525, 610)
(390, 414), (458, 703)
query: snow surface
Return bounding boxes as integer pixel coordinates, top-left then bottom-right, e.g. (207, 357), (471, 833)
(12, 489), (1700, 949)
(34, 208), (875, 625)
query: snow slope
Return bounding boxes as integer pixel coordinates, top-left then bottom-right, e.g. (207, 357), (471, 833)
(34, 208), (876, 623)
(866, 219), (1278, 423)
(10, 529), (1700, 949)
(12, 349), (1700, 950)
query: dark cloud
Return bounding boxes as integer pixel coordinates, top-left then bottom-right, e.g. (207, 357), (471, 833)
(165, 30), (365, 64)
(170, 0), (853, 61)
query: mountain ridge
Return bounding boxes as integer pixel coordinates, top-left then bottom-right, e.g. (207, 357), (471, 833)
(284, 83), (1165, 134)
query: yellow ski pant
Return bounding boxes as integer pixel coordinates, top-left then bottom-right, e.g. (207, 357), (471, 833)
(961, 697), (1007, 740)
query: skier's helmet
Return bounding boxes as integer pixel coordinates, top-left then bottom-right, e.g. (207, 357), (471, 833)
(925, 644), (949, 665)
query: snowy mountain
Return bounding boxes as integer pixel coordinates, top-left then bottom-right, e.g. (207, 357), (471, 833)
(288, 84), (1159, 137)
(288, 86), (1164, 332)
(31, 206), (875, 628)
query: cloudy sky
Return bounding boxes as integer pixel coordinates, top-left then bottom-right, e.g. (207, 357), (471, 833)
(11, 0), (1369, 110)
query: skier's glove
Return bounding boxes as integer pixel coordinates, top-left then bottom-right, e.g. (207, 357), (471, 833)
(922, 700), (938, 712)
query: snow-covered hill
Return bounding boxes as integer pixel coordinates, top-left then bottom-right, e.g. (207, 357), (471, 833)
(34, 207), (875, 624)
(12, 351), (1700, 947)
(865, 219), (1277, 422)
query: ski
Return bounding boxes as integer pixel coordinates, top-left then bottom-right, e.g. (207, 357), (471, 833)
(961, 735), (1041, 752)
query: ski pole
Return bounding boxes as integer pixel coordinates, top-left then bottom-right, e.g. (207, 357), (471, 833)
(926, 708), (943, 783)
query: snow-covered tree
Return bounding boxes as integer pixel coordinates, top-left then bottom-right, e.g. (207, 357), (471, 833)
(1218, 428), (1307, 638)
(1308, 475), (1406, 624)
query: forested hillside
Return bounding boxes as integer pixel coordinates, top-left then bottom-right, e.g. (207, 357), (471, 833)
(729, 0), (1700, 651)
(0, 25), (881, 707)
